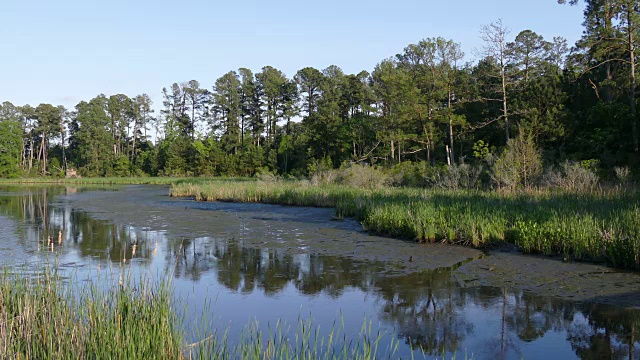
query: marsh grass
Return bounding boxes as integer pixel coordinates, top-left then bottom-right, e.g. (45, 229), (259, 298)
(189, 315), (472, 359)
(1, 266), (464, 359)
(0, 268), (183, 359)
(171, 181), (640, 270)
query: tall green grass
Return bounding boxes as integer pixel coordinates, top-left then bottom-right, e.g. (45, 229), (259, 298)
(171, 181), (640, 270)
(1, 267), (461, 359)
(0, 268), (183, 359)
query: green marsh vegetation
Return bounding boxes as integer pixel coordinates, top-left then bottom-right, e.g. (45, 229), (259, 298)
(171, 171), (640, 271)
(0, 268), (183, 359)
(0, 267), (465, 359)
(167, 130), (640, 271)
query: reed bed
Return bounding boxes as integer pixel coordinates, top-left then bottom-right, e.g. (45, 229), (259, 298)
(171, 181), (640, 270)
(1, 267), (460, 359)
(0, 268), (183, 359)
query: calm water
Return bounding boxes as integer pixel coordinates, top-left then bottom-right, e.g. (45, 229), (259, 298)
(0, 185), (639, 359)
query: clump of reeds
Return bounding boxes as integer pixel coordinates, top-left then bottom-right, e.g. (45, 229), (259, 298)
(0, 268), (183, 359)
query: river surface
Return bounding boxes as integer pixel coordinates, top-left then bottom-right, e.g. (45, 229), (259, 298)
(0, 185), (639, 359)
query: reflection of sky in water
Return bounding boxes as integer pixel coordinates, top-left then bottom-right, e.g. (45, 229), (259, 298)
(0, 186), (639, 359)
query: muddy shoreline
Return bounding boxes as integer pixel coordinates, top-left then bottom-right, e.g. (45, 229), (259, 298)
(62, 185), (640, 308)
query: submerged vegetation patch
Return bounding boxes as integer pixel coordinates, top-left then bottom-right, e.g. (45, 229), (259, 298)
(171, 181), (640, 270)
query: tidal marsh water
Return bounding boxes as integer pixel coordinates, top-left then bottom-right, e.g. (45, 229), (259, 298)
(0, 185), (639, 359)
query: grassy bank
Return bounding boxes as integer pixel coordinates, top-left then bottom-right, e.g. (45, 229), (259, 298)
(1, 268), (448, 359)
(171, 181), (640, 270)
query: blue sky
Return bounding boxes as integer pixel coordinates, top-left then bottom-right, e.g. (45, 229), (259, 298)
(1, 0), (585, 110)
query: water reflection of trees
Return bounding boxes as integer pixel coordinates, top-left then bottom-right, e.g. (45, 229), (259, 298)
(568, 304), (640, 360)
(0, 187), (157, 263)
(2, 187), (640, 359)
(166, 238), (366, 295)
(170, 236), (640, 359)
(374, 268), (472, 354)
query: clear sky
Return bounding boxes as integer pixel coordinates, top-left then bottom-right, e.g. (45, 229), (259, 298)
(0, 0), (585, 110)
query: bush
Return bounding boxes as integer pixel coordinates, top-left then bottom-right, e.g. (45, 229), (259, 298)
(335, 163), (389, 189)
(542, 161), (599, 192)
(427, 164), (483, 190)
(310, 163), (388, 189)
(386, 161), (426, 187)
(491, 129), (542, 190)
(308, 157), (335, 185)
(255, 167), (280, 182)
(614, 166), (631, 185)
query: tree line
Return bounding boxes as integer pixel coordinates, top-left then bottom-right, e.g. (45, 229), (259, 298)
(0, 1), (638, 180)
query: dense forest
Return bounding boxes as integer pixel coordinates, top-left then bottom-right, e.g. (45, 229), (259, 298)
(0, 1), (638, 185)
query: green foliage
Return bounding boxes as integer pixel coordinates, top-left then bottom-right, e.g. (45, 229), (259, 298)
(492, 128), (542, 189)
(0, 119), (22, 178)
(387, 161), (429, 187)
(3, 8), (640, 187)
(0, 269), (183, 359)
(158, 135), (194, 176)
(472, 140), (490, 161)
(113, 155), (131, 177)
(47, 158), (64, 178)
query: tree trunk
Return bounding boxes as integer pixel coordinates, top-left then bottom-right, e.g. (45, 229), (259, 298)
(111, 116), (116, 154)
(191, 101), (196, 140)
(20, 139), (26, 171)
(36, 136), (43, 173)
(132, 121), (139, 164)
(61, 124), (66, 171)
(28, 134), (33, 171)
(390, 139), (395, 162)
(241, 116), (245, 151)
(353, 140), (356, 159)
(628, 8), (638, 153)
(426, 136), (432, 165)
(40, 136), (46, 175)
(604, 2), (614, 102)
(502, 64), (509, 142)
(448, 88), (455, 165)
(117, 130), (122, 158)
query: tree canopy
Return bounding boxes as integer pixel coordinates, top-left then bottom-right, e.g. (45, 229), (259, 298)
(2, 7), (639, 179)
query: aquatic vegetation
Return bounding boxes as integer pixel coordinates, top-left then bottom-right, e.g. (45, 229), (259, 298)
(1, 267), (467, 359)
(0, 268), (183, 359)
(171, 181), (640, 270)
